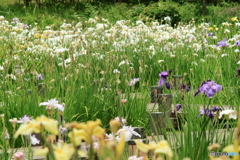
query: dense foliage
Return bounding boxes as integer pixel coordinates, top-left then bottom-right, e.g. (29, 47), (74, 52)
(0, 0), (239, 29)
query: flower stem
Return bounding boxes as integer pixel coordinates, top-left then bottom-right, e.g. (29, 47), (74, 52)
(40, 126), (56, 160)
(89, 143), (94, 160)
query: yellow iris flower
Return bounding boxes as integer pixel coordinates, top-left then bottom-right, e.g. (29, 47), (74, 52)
(53, 143), (75, 160)
(67, 119), (105, 145)
(208, 27), (213, 31)
(134, 140), (152, 153)
(35, 115), (59, 135)
(68, 128), (89, 146)
(154, 140), (173, 158)
(14, 115), (58, 138)
(135, 140), (173, 159)
(34, 143), (84, 160)
(34, 33), (41, 38)
(223, 141), (240, 153)
(34, 147), (49, 157)
(116, 133), (125, 160)
(231, 17), (238, 22)
(14, 120), (41, 138)
(110, 119), (120, 134)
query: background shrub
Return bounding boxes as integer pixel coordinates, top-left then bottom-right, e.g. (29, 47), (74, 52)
(178, 2), (198, 22)
(141, 1), (181, 26)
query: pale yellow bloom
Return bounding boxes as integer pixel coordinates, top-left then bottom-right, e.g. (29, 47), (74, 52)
(221, 141), (239, 160)
(116, 133), (125, 160)
(231, 17), (238, 22)
(68, 128), (88, 146)
(34, 147), (49, 157)
(210, 156), (230, 160)
(34, 33), (41, 38)
(53, 143), (75, 160)
(110, 119), (120, 134)
(36, 115), (58, 135)
(147, 141), (158, 148)
(78, 150), (87, 158)
(67, 119), (105, 144)
(208, 27), (213, 31)
(78, 119), (101, 130)
(134, 140), (152, 153)
(223, 144), (240, 152)
(41, 35), (48, 39)
(134, 140), (173, 158)
(154, 140), (173, 158)
(14, 115), (58, 138)
(14, 120), (41, 138)
(34, 143), (83, 160)
(208, 143), (221, 151)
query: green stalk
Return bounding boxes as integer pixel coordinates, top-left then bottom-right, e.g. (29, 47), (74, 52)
(39, 125), (56, 160)
(89, 142), (94, 160)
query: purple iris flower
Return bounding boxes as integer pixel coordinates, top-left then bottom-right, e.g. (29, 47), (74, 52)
(176, 104), (182, 111)
(194, 80), (222, 98)
(205, 108), (214, 118)
(166, 82), (171, 89)
(168, 69), (173, 74)
(180, 84), (191, 92)
(180, 84), (186, 90)
(199, 109), (205, 116)
(211, 106), (222, 112)
(186, 86), (191, 92)
(217, 39), (227, 47)
(208, 32), (214, 36)
(36, 74), (43, 80)
(236, 40), (240, 47)
(198, 108), (214, 118)
(237, 68), (240, 77)
(194, 81), (207, 97)
(158, 71), (168, 86)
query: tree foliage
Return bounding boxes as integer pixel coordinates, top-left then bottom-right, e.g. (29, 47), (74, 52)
(21, 0), (240, 6)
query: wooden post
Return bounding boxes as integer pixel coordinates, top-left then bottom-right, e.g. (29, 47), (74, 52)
(128, 139), (148, 156)
(171, 75), (183, 89)
(38, 83), (46, 96)
(169, 112), (182, 130)
(149, 112), (165, 135)
(27, 89), (32, 95)
(150, 86), (163, 103)
(158, 94), (173, 116)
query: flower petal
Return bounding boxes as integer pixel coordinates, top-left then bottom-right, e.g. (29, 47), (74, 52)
(34, 147), (49, 157)
(53, 104), (64, 111)
(158, 78), (166, 86)
(39, 102), (50, 106)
